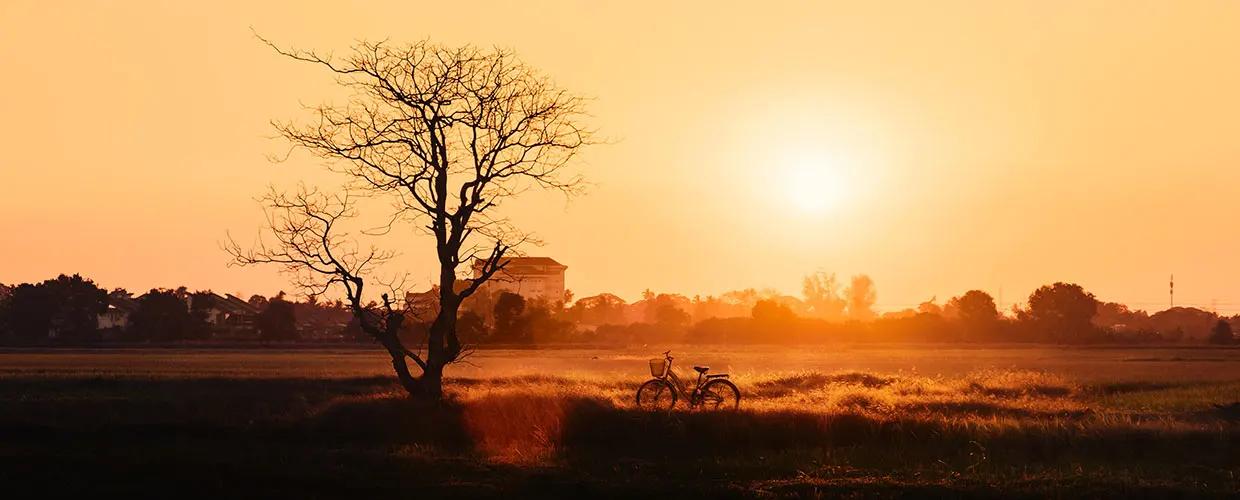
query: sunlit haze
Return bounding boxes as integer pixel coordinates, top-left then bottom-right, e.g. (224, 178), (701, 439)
(4, 1), (1240, 312)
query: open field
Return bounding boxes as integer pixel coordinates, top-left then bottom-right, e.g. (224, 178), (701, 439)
(3, 346), (1240, 498)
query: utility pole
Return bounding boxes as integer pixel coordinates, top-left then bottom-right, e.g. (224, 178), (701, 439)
(1169, 274), (1175, 309)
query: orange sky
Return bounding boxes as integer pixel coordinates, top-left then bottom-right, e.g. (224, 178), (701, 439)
(3, 1), (1240, 312)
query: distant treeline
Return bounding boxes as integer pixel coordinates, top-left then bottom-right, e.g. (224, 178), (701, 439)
(414, 273), (1238, 346)
(1, 273), (1236, 346)
(0, 275), (352, 343)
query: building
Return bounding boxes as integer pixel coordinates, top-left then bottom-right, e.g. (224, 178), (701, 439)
(405, 280), (471, 322)
(189, 292), (260, 338)
(97, 293), (139, 332)
(473, 257), (567, 304)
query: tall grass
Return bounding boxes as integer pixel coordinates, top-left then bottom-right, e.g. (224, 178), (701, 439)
(4, 356), (1240, 495)
(341, 368), (1237, 469)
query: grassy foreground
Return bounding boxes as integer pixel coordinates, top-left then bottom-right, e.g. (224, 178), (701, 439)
(2, 348), (1239, 498)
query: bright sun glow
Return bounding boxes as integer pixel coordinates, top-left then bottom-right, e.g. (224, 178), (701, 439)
(782, 154), (849, 214)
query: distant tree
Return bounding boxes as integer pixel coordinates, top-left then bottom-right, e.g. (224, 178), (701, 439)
(802, 272), (846, 320)
(1147, 307), (1219, 341)
(492, 292), (527, 342)
(1093, 301), (1150, 332)
(844, 275), (877, 321)
(947, 290), (1000, 340)
(654, 302), (691, 329)
(129, 289), (203, 341)
(690, 291), (759, 320)
(917, 297), (943, 316)
(522, 300), (576, 343)
(646, 294), (691, 330)
(567, 293), (628, 325)
(456, 310), (488, 344)
(1209, 319), (1234, 345)
(257, 295), (298, 340)
(188, 291), (217, 328)
(1020, 282), (1099, 342)
(0, 283), (55, 339)
(690, 295), (724, 321)
(752, 299), (796, 323)
(248, 294), (270, 310)
(0, 275), (107, 340)
(47, 274), (108, 339)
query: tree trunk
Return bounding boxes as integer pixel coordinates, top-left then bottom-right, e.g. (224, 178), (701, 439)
(358, 305), (444, 401)
(419, 362), (444, 400)
(389, 351), (424, 396)
(419, 297), (459, 401)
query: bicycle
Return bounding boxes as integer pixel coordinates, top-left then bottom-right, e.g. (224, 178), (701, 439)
(636, 350), (741, 410)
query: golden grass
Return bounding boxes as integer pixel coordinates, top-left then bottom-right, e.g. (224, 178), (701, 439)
(430, 368), (1237, 464)
(4, 348), (1238, 495)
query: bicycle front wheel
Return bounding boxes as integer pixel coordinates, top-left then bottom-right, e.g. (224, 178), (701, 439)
(636, 379), (677, 411)
(700, 379), (741, 410)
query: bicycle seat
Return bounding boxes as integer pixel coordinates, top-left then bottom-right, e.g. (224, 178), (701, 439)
(693, 366), (709, 373)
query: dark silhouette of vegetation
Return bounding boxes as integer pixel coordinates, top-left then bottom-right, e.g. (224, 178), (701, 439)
(484, 293), (576, 344)
(3, 271), (1239, 347)
(566, 293), (627, 326)
(0, 274), (106, 340)
(257, 293), (298, 340)
(752, 299), (796, 324)
(129, 289), (207, 341)
(1017, 282), (1101, 343)
(802, 272), (847, 320)
(0, 276), (347, 343)
(845, 274), (877, 321)
(491, 292), (527, 343)
(456, 311), (488, 344)
(1209, 319), (1235, 345)
(949, 290), (1001, 341)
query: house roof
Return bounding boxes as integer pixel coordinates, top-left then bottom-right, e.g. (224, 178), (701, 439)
(191, 292), (260, 315)
(222, 294), (260, 314)
(473, 257), (565, 269)
(107, 295), (140, 313)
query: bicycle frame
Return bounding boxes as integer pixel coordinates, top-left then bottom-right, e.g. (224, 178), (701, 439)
(657, 353), (711, 402)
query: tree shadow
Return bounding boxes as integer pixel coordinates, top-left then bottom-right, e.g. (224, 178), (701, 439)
(1090, 381), (1210, 394)
(903, 400), (1091, 419)
(752, 371), (895, 397)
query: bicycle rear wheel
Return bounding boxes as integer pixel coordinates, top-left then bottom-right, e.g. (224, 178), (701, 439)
(700, 379), (740, 410)
(636, 379), (677, 411)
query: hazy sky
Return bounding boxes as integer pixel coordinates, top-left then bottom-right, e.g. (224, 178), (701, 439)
(3, 1), (1240, 312)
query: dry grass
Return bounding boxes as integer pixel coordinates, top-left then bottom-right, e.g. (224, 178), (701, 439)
(2, 346), (1239, 496)
(433, 367), (1237, 465)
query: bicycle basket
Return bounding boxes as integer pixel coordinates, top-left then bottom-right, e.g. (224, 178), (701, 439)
(649, 358), (668, 377)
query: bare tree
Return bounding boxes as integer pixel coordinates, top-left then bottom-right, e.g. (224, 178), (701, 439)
(228, 37), (592, 399)
(844, 274), (877, 321)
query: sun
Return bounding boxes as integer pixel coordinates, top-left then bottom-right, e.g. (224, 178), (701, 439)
(781, 154), (849, 214)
